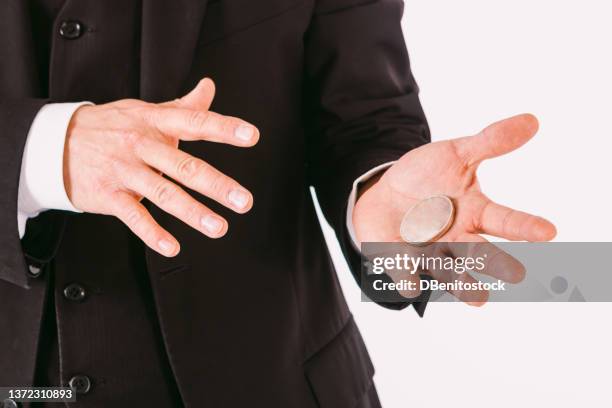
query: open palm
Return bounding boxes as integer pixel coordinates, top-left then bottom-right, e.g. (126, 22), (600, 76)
(353, 114), (556, 304)
(353, 114), (556, 245)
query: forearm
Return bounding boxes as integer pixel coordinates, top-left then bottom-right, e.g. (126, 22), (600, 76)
(305, 0), (430, 236)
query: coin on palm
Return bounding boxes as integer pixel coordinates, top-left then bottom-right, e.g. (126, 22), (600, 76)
(400, 195), (455, 245)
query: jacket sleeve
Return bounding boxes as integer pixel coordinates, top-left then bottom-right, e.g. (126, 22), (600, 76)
(304, 0), (431, 313)
(0, 98), (64, 288)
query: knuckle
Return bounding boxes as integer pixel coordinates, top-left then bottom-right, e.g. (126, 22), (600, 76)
(124, 207), (144, 228)
(501, 209), (515, 234)
(107, 106), (124, 119)
(146, 226), (163, 244)
(451, 139), (474, 170)
(176, 156), (204, 181)
(91, 178), (109, 199)
(99, 179), (122, 197)
(475, 200), (491, 231)
(207, 172), (229, 196)
(188, 111), (210, 131)
(139, 106), (160, 123)
(220, 116), (235, 134)
(116, 129), (142, 147)
(107, 157), (128, 175)
(153, 181), (178, 205)
(183, 202), (202, 224)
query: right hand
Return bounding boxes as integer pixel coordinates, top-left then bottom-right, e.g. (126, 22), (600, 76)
(63, 78), (259, 257)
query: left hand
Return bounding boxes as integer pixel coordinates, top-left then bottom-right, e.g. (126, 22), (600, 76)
(353, 114), (557, 303)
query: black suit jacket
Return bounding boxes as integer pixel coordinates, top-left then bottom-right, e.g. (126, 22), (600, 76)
(0, 0), (430, 406)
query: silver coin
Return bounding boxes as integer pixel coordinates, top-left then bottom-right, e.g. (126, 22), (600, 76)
(400, 195), (455, 245)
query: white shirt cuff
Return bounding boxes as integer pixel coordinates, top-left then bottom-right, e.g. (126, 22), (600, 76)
(346, 161), (395, 249)
(17, 102), (91, 238)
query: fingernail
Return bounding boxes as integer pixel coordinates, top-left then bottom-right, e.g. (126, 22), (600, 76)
(158, 239), (175, 255)
(201, 215), (224, 235)
(228, 189), (250, 210)
(235, 124), (255, 142)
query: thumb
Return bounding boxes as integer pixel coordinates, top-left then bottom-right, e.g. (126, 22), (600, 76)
(164, 77), (216, 111)
(453, 113), (540, 166)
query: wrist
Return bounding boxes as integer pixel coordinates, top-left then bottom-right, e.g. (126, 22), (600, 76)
(63, 104), (93, 208)
(356, 171), (384, 200)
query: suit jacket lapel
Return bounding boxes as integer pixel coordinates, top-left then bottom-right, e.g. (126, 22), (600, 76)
(140, 0), (209, 102)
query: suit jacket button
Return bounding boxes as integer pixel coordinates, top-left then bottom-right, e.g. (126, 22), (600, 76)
(2, 399), (19, 408)
(59, 20), (84, 39)
(27, 263), (43, 278)
(63, 283), (87, 302)
(69, 375), (92, 394)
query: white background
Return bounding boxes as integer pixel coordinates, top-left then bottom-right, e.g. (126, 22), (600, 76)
(317, 1), (612, 407)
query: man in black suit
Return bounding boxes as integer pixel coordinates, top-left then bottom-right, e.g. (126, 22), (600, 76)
(0, 0), (555, 406)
